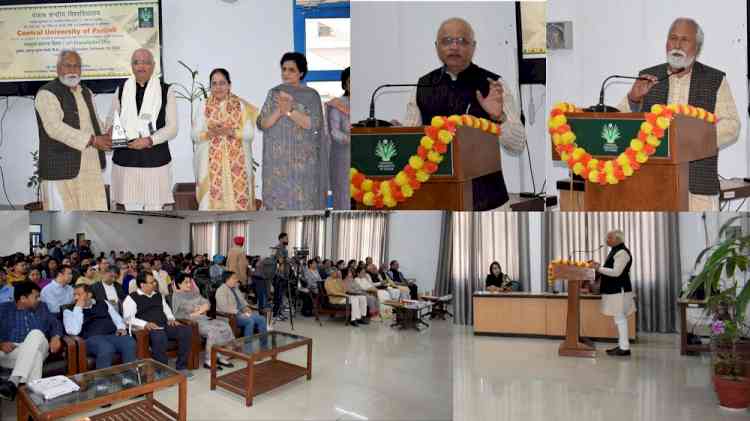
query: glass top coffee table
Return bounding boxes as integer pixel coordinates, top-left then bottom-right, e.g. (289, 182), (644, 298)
(17, 358), (186, 421)
(210, 331), (312, 407)
(384, 300), (434, 331)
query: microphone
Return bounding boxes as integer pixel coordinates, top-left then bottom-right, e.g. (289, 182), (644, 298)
(355, 67), (447, 128)
(567, 244), (605, 261)
(585, 71), (679, 112)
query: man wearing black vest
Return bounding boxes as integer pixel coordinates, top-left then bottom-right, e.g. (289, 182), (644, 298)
(619, 17), (739, 211)
(108, 48), (178, 211)
(592, 230), (636, 357)
(400, 17), (527, 210)
(122, 271), (193, 377)
(35, 49), (111, 210)
(63, 284), (135, 369)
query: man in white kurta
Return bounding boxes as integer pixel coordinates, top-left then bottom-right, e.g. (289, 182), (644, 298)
(593, 230), (636, 357)
(108, 48), (178, 211)
(618, 18), (739, 211)
(35, 50), (110, 210)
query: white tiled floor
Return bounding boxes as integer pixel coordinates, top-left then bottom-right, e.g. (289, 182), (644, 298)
(453, 327), (749, 421)
(2, 321), (748, 421)
(1, 316), (453, 421)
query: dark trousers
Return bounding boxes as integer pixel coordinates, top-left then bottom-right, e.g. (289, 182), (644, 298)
(148, 325), (192, 370)
(272, 279), (287, 317)
(255, 279), (268, 311)
(85, 334), (137, 369)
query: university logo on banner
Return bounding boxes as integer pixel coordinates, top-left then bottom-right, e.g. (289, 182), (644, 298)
(138, 7), (155, 28)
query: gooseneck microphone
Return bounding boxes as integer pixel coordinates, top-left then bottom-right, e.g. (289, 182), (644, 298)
(585, 69), (681, 112)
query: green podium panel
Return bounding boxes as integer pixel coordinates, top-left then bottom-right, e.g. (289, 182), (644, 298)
(351, 132), (454, 177)
(567, 116), (670, 158)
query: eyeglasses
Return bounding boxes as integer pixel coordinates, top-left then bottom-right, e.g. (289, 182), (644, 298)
(438, 37), (475, 47)
(132, 60), (154, 66)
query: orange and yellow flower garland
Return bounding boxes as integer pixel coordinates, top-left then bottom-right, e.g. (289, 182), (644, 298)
(547, 259), (593, 289)
(350, 114), (501, 208)
(548, 103), (717, 185)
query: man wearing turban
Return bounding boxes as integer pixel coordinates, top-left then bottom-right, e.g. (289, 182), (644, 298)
(227, 236), (248, 286)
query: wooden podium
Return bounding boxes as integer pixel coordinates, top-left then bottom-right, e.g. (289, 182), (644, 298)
(549, 263), (597, 358)
(554, 112), (717, 211)
(351, 126), (502, 210)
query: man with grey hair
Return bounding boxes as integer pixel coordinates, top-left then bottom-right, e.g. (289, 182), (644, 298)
(401, 17), (526, 210)
(34, 50), (111, 210)
(619, 17), (739, 211)
(591, 229), (635, 357)
(107, 48), (178, 211)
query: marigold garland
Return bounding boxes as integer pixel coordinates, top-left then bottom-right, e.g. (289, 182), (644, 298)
(547, 259), (593, 289)
(350, 114), (501, 208)
(548, 103), (718, 185)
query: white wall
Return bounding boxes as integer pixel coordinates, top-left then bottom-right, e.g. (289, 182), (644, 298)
(547, 0), (749, 200)
(351, 1), (547, 194)
(39, 212), (189, 255)
(0, 0), (294, 207)
(387, 211), (443, 293)
(0, 211), (30, 255)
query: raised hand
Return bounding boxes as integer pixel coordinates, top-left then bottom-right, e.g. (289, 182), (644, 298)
(476, 78), (504, 121)
(628, 74), (658, 104)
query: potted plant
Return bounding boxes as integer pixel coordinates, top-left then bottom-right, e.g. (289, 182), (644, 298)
(687, 215), (750, 410)
(24, 150), (42, 210)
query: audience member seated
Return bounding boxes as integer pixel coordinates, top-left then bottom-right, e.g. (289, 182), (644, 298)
(40, 265), (75, 314)
(485, 261), (519, 292)
(318, 259), (333, 280)
(92, 266), (127, 310)
(75, 263), (97, 286)
(210, 255), (225, 285)
(353, 267), (385, 318)
(324, 268), (368, 327)
(123, 271), (195, 377)
(0, 276), (13, 304)
(152, 258), (172, 298)
(300, 260), (322, 317)
(389, 260), (418, 299)
(92, 257), (110, 283)
(7, 260), (28, 285)
(215, 271), (268, 338)
(368, 264), (405, 300)
(28, 268), (47, 290)
(0, 282), (63, 401)
(62, 284), (136, 369)
(172, 273), (235, 370)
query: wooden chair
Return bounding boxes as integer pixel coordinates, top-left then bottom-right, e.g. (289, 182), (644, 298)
(314, 281), (351, 325)
(131, 319), (201, 370)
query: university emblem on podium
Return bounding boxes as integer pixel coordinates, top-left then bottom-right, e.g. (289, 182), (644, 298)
(375, 139), (397, 172)
(601, 123), (620, 153)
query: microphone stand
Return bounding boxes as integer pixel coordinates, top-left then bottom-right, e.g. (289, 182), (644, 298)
(585, 71), (678, 112)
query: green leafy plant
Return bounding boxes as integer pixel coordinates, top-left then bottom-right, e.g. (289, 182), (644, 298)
(686, 214), (750, 380)
(26, 150), (40, 203)
(173, 61), (208, 153)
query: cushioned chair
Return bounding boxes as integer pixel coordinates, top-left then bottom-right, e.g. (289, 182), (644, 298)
(60, 303), (125, 374)
(314, 281), (350, 326)
(132, 319), (201, 370)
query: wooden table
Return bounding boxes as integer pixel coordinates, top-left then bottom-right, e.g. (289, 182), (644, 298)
(384, 300), (433, 331)
(17, 359), (186, 421)
(211, 331), (312, 407)
(678, 298), (711, 355)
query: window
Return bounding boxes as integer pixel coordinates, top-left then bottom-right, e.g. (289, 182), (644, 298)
(294, 0), (350, 103)
(30, 224), (42, 253)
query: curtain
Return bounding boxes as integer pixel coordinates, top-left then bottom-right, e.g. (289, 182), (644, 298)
(190, 223), (213, 256)
(451, 212), (521, 325)
(217, 221), (250, 257)
(434, 211), (453, 296)
(543, 212), (682, 333)
(281, 216), (303, 250)
(301, 215), (326, 258)
(331, 211), (389, 262)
